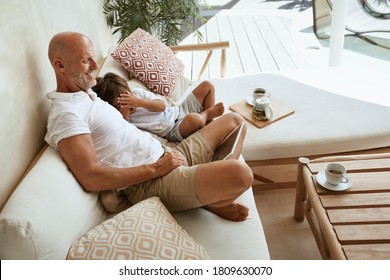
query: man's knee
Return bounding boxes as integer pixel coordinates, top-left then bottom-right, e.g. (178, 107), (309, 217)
(232, 112), (245, 124)
(224, 112), (245, 126)
(232, 160), (253, 189)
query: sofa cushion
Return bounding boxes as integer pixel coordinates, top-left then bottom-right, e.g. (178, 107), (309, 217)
(111, 28), (184, 96)
(97, 46), (130, 81)
(172, 187), (270, 260)
(204, 72), (390, 161)
(0, 146), (106, 259)
(99, 46), (191, 107)
(67, 196), (211, 260)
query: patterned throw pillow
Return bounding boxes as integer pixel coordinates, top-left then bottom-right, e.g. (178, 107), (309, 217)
(66, 197), (211, 260)
(111, 28), (184, 96)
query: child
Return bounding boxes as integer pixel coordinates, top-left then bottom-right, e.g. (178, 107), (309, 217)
(93, 72), (224, 142)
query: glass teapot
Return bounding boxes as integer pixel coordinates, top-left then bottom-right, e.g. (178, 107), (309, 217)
(252, 97), (273, 121)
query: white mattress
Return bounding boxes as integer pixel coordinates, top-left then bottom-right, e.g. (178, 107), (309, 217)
(172, 187), (270, 260)
(185, 72), (390, 161)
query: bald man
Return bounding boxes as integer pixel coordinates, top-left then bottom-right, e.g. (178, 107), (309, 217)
(45, 31), (252, 221)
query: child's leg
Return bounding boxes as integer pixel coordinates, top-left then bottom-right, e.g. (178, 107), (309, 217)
(200, 102), (224, 123)
(192, 81), (215, 110)
(178, 113), (205, 139)
(179, 102), (225, 138)
(192, 81), (224, 122)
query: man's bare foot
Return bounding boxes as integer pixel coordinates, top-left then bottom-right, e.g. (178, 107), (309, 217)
(204, 202), (249, 222)
(203, 102), (224, 122)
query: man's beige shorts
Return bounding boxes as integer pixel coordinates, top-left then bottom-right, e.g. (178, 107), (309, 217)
(121, 131), (213, 212)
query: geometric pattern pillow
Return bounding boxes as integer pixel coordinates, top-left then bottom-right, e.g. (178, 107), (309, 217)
(111, 28), (184, 96)
(66, 197), (211, 260)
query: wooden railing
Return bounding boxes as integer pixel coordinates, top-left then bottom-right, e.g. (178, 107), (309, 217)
(170, 41), (229, 80)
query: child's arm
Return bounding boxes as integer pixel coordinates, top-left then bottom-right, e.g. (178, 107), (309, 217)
(118, 91), (166, 112)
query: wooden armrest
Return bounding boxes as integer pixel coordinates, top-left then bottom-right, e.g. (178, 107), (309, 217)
(170, 41), (229, 80)
(169, 41), (229, 52)
(310, 151), (390, 163)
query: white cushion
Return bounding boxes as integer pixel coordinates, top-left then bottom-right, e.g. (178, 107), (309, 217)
(67, 197), (211, 260)
(205, 73), (390, 161)
(0, 146), (106, 259)
(172, 186), (270, 260)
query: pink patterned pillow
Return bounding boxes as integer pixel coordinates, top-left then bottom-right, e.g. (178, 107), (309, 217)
(111, 29), (184, 96)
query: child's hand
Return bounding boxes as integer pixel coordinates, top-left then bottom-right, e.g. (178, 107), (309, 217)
(117, 91), (138, 109)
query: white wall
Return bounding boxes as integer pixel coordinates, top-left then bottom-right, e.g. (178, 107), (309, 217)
(0, 0), (116, 209)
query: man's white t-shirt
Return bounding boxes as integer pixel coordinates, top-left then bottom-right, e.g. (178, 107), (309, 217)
(44, 90), (164, 168)
(129, 88), (179, 137)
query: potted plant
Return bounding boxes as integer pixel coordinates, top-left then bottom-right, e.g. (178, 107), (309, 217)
(103, 0), (207, 46)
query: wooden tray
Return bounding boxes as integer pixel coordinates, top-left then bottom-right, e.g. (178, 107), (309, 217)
(229, 99), (294, 128)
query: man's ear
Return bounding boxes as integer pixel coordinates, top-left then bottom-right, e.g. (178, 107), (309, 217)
(54, 59), (65, 70)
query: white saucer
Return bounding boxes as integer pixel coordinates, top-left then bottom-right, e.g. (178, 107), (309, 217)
(316, 170), (352, 191)
(246, 96), (254, 106)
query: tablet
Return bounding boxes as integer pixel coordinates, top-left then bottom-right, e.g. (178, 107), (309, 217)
(211, 123), (244, 161)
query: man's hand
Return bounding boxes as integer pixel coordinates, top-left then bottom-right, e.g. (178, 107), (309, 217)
(153, 152), (185, 177)
(58, 134), (181, 192)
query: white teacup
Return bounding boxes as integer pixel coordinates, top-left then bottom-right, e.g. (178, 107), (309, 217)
(325, 163), (349, 185)
(253, 88), (270, 104)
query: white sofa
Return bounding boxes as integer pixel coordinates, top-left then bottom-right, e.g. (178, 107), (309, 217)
(0, 143), (270, 260)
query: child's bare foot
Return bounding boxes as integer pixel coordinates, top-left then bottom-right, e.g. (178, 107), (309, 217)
(205, 202), (249, 222)
(203, 102), (225, 122)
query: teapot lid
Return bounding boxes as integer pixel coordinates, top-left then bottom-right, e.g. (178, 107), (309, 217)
(254, 97), (271, 105)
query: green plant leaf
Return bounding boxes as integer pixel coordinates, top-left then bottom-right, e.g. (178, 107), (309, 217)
(102, 0), (206, 45)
